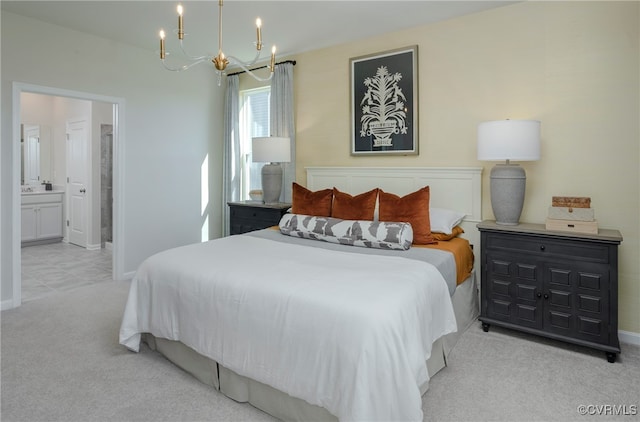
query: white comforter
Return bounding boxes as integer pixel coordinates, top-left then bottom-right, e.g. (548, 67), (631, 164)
(120, 235), (457, 421)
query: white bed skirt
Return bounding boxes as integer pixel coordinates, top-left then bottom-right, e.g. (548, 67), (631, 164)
(142, 272), (478, 421)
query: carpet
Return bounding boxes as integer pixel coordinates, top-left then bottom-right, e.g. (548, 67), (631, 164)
(2, 280), (638, 421)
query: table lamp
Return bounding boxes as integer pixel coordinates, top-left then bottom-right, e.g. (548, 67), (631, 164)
(251, 136), (291, 204)
(477, 119), (541, 225)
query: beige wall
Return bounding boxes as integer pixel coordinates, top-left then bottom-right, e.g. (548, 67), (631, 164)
(293, 2), (639, 334)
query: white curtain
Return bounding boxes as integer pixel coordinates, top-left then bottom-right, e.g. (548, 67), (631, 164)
(222, 75), (240, 236)
(270, 62), (295, 203)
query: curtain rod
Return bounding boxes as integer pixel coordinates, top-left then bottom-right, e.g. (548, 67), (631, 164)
(227, 60), (297, 77)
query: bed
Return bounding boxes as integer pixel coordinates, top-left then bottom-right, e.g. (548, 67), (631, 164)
(119, 166), (483, 421)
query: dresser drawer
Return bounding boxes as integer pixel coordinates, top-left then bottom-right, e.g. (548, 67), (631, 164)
(228, 202), (291, 236)
(485, 232), (610, 263)
(231, 205), (283, 222)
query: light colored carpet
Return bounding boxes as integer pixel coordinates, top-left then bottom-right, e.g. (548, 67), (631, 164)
(422, 324), (639, 421)
(2, 281), (638, 422)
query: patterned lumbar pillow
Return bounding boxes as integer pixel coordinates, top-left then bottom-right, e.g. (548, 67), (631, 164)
(279, 214), (413, 250)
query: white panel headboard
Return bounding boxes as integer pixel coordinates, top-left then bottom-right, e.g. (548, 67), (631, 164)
(306, 166), (483, 251)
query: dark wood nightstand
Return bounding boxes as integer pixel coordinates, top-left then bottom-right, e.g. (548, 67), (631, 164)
(477, 220), (623, 362)
(228, 201), (291, 235)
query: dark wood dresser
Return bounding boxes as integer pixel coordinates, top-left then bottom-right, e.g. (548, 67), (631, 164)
(477, 220), (623, 362)
(228, 201), (291, 235)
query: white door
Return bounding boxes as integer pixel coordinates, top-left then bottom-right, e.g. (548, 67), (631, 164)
(67, 120), (88, 247)
(24, 125), (40, 185)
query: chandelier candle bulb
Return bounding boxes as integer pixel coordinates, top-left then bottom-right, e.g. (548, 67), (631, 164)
(177, 4), (184, 40)
(256, 18), (262, 50)
(159, 30), (165, 59)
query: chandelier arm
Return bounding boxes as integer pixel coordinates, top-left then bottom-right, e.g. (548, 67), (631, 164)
(225, 50), (262, 72)
(178, 40), (213, 62)
(225, 56), (274, 82)
(227, 49), (262, 68)
(161, 57), (210, 72)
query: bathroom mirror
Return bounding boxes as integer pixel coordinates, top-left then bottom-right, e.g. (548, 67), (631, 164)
(21, 123), (52, 185)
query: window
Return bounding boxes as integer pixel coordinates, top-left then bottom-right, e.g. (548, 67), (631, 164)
(239, 86), (270, 200)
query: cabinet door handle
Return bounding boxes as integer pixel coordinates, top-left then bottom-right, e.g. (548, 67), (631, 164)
(539, 245), (546, 251)
(543, 293), (549, 300)
(536, 292), (542, 298)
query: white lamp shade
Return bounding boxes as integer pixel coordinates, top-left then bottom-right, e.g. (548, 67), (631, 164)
(477, 120), (541, 161)
(252, 136), (291, 163)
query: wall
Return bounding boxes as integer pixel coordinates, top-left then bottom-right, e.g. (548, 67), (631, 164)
(1, 11), (224, 306)
(293, 2), (639, 334)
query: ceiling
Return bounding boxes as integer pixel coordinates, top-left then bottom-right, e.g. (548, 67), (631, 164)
(2, 1), (516, 66)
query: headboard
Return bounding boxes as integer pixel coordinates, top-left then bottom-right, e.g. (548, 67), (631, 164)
(306, 166), (483, 254)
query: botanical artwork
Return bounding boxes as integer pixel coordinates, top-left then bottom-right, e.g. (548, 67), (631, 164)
(351, 46), (418, 155)
(360, 67), (408, 147)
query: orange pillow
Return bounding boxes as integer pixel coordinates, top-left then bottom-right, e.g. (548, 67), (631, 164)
(378, 186), (435, 244)
(291, 183), (333, 217)
(331, 187), (379, 220)
(431, 225), (464, 241)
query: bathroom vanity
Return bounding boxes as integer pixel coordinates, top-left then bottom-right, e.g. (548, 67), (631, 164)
(21, 190), (64, 246)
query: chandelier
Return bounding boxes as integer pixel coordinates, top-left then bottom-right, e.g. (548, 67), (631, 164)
(158, 1), (276, 85)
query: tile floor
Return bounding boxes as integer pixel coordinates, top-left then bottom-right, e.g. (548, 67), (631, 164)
(21, 242), (113, 302)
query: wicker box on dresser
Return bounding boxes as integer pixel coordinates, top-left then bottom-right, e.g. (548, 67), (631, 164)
(477, 220), (623, 362)
(228, 201), (290, 235)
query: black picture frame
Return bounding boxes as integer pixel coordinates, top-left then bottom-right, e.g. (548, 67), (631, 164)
(350, 45), (418, 155)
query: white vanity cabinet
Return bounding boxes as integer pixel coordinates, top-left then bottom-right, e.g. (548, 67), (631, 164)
(21, 192), (63, 245)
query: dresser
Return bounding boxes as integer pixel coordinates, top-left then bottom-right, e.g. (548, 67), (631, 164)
(477, 220), (623, 362)
(228, 201), (291, 235)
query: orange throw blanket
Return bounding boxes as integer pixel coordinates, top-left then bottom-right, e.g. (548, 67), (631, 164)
(419, 237), (474, 285)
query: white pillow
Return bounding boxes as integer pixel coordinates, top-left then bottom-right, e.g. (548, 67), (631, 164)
(430, 207), (465, 234)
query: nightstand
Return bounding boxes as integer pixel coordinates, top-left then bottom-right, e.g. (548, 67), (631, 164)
(477, 220), (623, 362)
(228, 201), (291, 235)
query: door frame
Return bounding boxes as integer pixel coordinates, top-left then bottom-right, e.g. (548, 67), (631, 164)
(11, 82), (126, 308)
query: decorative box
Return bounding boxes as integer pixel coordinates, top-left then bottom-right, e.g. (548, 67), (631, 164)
(545, 218), (598, 234)
(551, 196), (591, 208)
(547, 206), (595, 222)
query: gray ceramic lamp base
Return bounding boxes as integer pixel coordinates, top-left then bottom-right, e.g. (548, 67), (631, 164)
(261, 163), (283, 204)
(490, 164), (526, 225)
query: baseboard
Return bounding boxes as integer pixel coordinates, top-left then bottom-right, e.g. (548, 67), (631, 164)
(86, 243), (102, 251)
(619, 330), (640, 346)
(1, 299), (15, 311)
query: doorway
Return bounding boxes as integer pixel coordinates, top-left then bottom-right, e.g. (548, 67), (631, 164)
(11, 82), (125, 308)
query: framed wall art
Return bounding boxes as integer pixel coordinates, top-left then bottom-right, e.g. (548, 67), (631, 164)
(350, 45), (418, 155)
